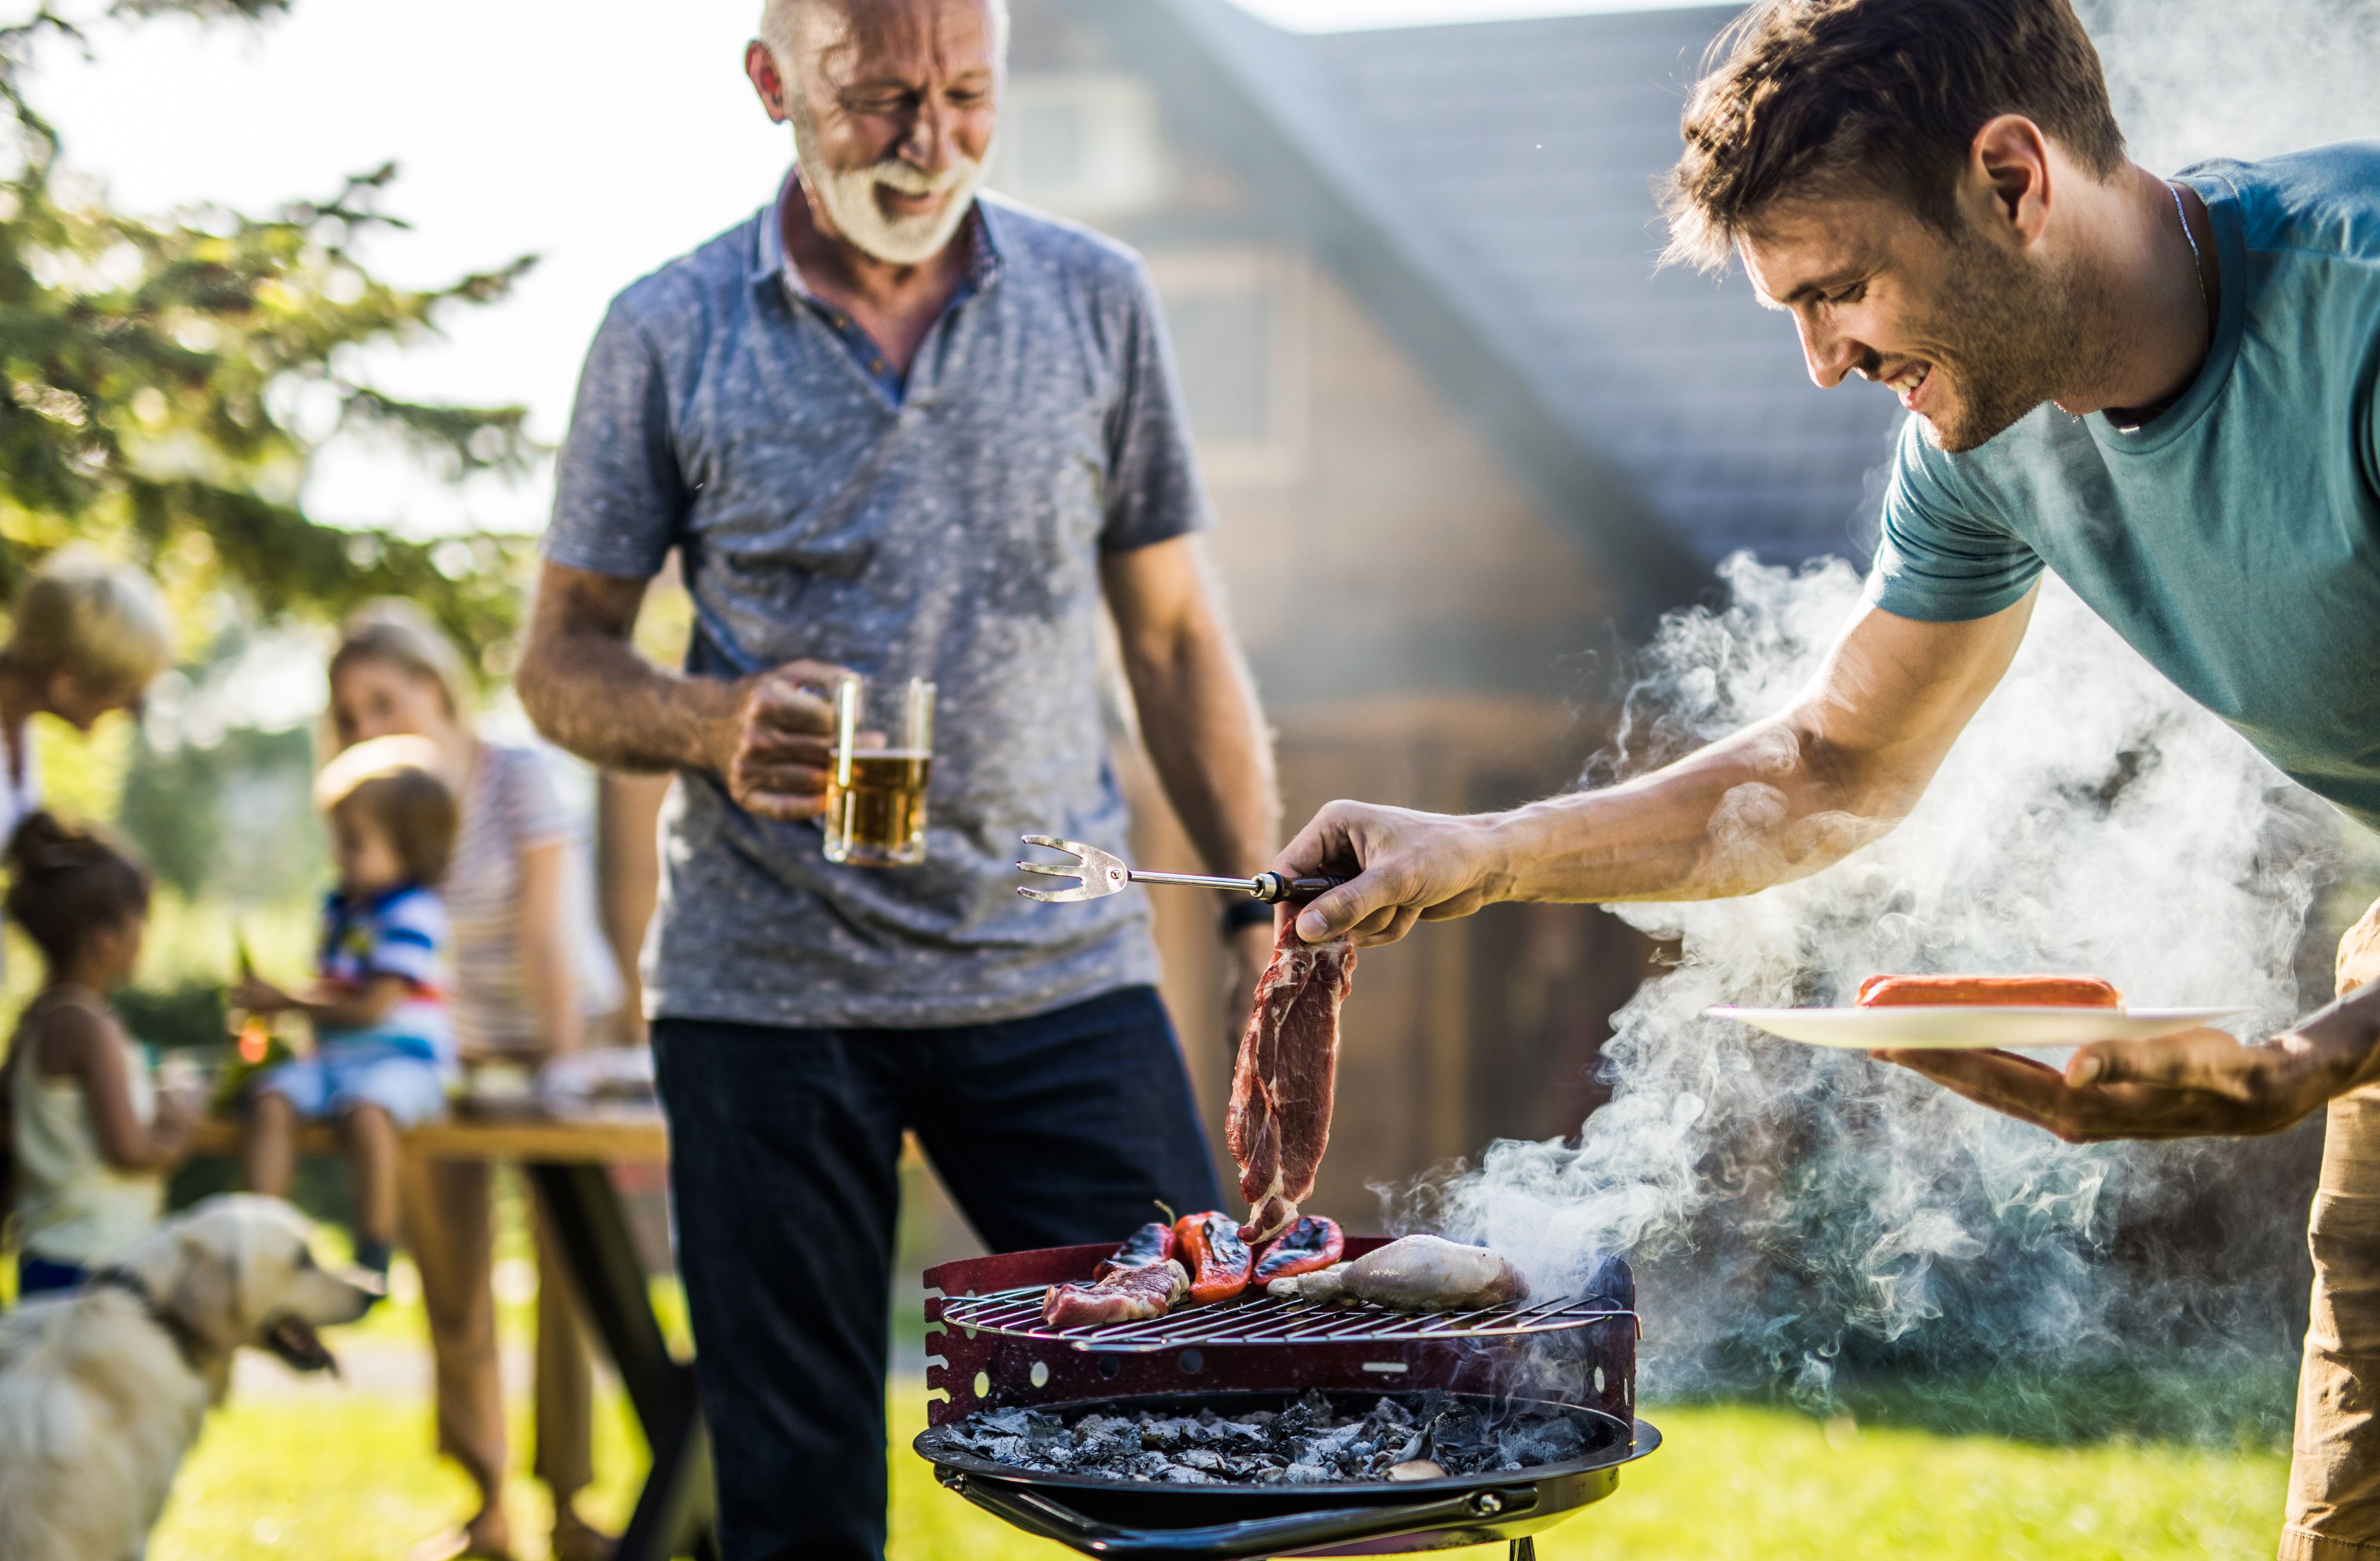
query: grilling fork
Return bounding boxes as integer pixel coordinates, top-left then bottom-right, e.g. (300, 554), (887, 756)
(1016, 835), (1348, 904)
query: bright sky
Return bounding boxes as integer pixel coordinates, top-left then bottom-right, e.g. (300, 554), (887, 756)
(31, 0), (1685, 540)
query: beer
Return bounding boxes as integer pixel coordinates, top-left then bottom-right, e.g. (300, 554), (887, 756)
(822, 749), (932, 866)
(822, 673), (935, 867)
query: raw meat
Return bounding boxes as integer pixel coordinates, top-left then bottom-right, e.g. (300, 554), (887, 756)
(1265, 1235), (1527, 1311)
(1228, 922), (1357, 1243)
(1251, 1217), (1344, 1284)
(1095, 1221), (1176, 1279)
(1043, 1259), (1189, 1328)
(1172, 1211), (1254, 1305)
(1856, 974), (2122, 1007)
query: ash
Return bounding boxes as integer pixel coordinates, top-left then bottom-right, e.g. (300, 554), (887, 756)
(938, 1390), (1600, 1485)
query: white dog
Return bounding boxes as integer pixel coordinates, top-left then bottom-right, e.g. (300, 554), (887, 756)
(0, 1194), (378, 1561)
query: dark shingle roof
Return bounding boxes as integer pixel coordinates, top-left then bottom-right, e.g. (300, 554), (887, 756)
(1139, 0), (1908, 569)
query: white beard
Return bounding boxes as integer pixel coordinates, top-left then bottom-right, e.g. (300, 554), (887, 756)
(797, 142), (988, 267)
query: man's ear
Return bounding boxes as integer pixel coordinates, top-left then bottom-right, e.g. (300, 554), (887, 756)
(746, 39), (793, 124)
(1968, 113), (2054, 246)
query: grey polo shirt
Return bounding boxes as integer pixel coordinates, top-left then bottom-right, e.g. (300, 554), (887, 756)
(543, 180), (1209, 1028)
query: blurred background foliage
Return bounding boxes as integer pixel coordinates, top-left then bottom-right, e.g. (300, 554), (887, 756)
(0, 0), (545, 1037)
(0, 0), (538, 670)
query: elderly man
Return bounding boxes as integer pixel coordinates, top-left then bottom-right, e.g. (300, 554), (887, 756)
(1269, 1), (2380, 1554)
(518, 1), (1278, 1554)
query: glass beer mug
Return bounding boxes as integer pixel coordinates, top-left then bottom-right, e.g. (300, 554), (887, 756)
(822, 675), (935, 867)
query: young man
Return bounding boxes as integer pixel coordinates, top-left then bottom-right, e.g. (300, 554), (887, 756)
(518, 1), (1280, 1555)
(1265, 2), (2380, 1553)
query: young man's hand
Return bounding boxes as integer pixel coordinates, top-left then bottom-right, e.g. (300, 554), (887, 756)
(1879, 985), (2380, 1143)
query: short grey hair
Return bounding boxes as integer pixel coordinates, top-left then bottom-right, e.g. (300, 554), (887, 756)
(756, 0), (1010, 72)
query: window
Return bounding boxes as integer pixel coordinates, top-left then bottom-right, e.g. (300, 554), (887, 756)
(1148, 249), (1310, 484)
(988, 73), (1167, 218)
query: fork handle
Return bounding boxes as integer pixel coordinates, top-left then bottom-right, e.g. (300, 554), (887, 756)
(1251, 872), (1348, 904)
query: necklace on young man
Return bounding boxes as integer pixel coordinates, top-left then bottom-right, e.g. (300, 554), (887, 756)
(2168, 180), (2209, 315)
(2112, 182), (2215, 432)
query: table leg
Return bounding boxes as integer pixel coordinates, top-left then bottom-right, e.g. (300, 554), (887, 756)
(525, 1160), (716, 1561)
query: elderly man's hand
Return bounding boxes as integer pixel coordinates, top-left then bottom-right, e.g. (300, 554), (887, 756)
(1273, 801), (1507, 948)
(1878, 995), (2380, 1143)
(715, 660), (848, 822)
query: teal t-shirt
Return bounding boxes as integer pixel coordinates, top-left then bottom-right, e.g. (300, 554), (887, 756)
(1869, 142), (2380, 832)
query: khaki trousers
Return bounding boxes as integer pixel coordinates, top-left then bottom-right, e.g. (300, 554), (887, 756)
(2284, 898), (2380, 1560)
(399, 1156), (595, 1502)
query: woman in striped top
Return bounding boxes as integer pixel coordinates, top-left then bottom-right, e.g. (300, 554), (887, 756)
(327, 600), (622, 1561)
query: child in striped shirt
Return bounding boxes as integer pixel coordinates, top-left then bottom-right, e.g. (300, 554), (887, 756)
(235, 736), (458, 1284)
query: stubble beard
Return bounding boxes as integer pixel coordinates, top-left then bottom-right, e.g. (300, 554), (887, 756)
(1914, 227), (2104, 454)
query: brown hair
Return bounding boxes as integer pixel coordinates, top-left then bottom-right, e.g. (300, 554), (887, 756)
(329, 599), (471, 723)
(4, 812), (153, 968)
(317, 735), (459, 886)
(1661, 0), (2127, 272)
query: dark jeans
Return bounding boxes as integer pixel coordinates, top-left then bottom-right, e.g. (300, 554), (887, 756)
(652, 984), (1223, 1561)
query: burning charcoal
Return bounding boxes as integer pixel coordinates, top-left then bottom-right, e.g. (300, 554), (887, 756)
(1424, 1405), (1497, 1474)
(1283, 1462), (1335, 1483)
(1177, 1449), (1225, 1472)
(1497, 1413), (1589, 1469)
(1139, 1419), (1186, 1452)
(1125, 1451), (1172, 1482)
(1215, 1420), (1267, 1450)
(1312, 1424), (1363, 1460)
(1161, 1465), (1214, 1484)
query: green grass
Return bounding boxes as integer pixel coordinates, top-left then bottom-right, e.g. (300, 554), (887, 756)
(145, 1377), (2288, 1561)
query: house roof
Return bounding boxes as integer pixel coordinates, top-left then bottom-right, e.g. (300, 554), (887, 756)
(1083, 0), (1908, 588)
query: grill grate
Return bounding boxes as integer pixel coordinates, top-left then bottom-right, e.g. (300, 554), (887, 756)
(935, 1284), (1631, 1353)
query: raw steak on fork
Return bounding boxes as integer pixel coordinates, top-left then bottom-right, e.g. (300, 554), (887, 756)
(1227, 920), (1357, 1243)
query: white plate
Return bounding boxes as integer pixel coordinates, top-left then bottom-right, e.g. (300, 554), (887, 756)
(1706, 1005), (2256, 1050)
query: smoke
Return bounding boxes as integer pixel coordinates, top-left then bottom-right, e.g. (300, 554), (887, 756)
(2081, 0), (2380, 172)
(1379, 0), (2379, 1422)
(1393, 558), (2340, 1411)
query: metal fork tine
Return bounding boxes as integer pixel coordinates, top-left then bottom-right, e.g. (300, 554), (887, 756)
(1014, 860), (1085, 879)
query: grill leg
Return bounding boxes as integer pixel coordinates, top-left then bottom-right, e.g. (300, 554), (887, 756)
(1510, 1540), (1536, 1561)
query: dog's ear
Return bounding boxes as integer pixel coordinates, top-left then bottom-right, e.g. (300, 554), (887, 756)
(162, 1224), (249, 1357)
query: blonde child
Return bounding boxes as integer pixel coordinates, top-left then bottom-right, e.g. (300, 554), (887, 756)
(235, 736), (458, 1284)
(5, 813), (190, 1296)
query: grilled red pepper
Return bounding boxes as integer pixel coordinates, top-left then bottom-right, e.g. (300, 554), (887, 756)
(1251, 1215), (1344, 1284)
(1170, 1211), (1254, 1305)
(1095, 1220), (1177, 1280)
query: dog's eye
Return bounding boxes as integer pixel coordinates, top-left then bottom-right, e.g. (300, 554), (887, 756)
(295, 1247), (317, 1270)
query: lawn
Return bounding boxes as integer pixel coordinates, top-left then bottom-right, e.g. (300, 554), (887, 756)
(149, 1378), (2290, 1561)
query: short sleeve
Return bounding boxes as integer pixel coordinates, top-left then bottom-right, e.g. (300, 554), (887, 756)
(1099, 259), (1212, 552)
(368, 891), (449, 986)
(543, 296), (687, 580)
(1867, 417), (2046, 622)
(496, 745), (574, 853)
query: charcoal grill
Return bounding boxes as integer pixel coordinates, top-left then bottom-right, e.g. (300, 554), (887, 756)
(920, 1236), (1658, 1560)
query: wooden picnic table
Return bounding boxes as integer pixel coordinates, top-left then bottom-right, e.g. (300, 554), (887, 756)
(189, 1111), (714, 1561)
